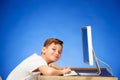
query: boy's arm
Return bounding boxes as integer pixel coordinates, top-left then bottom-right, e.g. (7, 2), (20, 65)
(49, 63), (65, 70)
(37, 65), (71, 76)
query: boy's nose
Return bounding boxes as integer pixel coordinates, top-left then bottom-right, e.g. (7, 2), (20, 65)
(54, 51), (59, 55)
(55, 52), (58, 55)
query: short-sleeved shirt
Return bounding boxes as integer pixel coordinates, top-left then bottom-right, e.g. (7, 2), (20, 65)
(6, 53), (47, 80)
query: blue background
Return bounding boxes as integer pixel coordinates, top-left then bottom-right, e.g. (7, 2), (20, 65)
(0, 0), (120, 80)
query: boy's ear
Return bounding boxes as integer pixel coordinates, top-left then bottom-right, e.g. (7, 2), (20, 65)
(42, 47), (46, 53)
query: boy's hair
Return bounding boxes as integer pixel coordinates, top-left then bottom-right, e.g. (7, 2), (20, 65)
(43, 38), (63, 48)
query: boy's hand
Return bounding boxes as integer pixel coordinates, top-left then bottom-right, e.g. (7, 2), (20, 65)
(48, 63), (71, 74)
(62, 67), (71, 74)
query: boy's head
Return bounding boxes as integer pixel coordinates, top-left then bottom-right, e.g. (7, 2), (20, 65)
(41, 38), (63, 64)
(43, 38), (63, 48)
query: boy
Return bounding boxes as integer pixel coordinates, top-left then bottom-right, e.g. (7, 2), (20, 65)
(7, 38), (71, 80)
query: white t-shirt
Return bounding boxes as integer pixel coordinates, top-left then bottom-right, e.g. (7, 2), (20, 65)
(6, 53), (47, 80)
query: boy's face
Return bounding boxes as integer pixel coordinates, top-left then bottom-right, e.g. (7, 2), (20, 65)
(42, 43), (62, 63)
